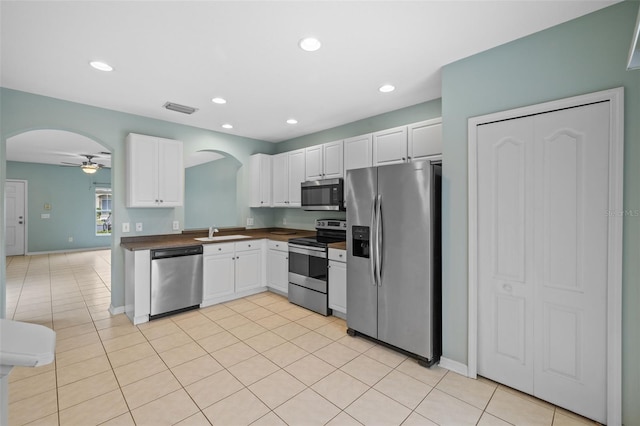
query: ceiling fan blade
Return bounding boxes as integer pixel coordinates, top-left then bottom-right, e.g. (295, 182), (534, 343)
(61, 162), (81, 166)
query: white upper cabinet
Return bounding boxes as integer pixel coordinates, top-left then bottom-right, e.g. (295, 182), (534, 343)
(344, 134), (373, 173)
(287, 149), (306, 206)
(272, 149), (305, 207)
(126, 133), (184, 208)
(408, 118), (442, 161)
(272, 153), (289, 207)
(250, 154), (272, 207)
(372, 120), (442, 167)
(305, 140), (343, 181)
(372, 126), (408, 166)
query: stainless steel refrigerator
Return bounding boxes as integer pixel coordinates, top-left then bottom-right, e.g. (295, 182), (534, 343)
(346, 160), (441, 367)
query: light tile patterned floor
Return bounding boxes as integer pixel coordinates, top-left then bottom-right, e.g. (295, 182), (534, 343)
(5, 250), (601, 425)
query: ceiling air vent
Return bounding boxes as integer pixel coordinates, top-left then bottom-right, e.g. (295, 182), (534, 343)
(163, 102), (198, 115)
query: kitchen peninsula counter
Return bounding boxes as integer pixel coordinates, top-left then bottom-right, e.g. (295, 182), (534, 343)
(121, 227), (315, 251)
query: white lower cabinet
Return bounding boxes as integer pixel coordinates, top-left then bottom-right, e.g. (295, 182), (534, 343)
(202, 240), (265, 306)
(328, 248), (347, 315)
(266, 240), (289, 294)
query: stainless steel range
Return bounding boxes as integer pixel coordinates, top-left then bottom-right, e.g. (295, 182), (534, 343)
(288, 219), (346, 315)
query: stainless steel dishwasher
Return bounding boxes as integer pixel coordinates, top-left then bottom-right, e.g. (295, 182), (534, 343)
(150, 245), (203, 319)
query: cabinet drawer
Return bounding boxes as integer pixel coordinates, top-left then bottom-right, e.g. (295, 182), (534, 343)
(268, 240), (288, 252)
(328, 248), (346, 262)
(203, 242), (234, 255)
(235, 240), (261, 252)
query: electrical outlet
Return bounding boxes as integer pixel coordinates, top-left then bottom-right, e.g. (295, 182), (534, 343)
(283, 218), (288, 225)
(136, 222), (143, 232)
(172, 220), (180, 231)
(122, 223), (130, 233)
(246, 217), (254, 226)
(68, 236), (73, 243)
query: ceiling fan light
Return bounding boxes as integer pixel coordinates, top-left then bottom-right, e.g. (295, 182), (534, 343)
(81, 164), (99, 174)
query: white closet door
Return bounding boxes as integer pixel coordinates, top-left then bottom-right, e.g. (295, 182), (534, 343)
(477, 102), (609, 423)
(531, 102), (608, 422)
(477, 117), (535, 394)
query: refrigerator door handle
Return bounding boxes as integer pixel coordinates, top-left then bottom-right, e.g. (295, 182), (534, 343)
(370, 195), (378, 286)
(376, 194), (383, 286)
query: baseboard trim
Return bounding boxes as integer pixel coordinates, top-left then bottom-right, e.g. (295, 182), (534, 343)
(109, 304), (125, 315)
(438, 357), (469, 377)
(26, 246), (110, 256)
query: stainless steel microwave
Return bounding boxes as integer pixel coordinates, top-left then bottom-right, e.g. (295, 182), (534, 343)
(301, 178), (345, 211)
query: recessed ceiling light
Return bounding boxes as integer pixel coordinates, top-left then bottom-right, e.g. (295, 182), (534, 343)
(222, 124), (233, 129)
(299, 37), (321, 52)
(89, 61), (113, 72)
(379, 84), (395, 93)
(211, 97), (227, 104)
(286, 118), (298, 125)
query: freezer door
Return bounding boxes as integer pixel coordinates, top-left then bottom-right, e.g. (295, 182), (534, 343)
(377, 161), (434, 359)
(346, 167), (378, 338)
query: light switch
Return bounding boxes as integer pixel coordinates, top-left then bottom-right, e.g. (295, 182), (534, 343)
(41, 213), (50, 219)
(122, 223), (130, 233)
(246, 217), (254, 226)
(136, 223), (143, 232)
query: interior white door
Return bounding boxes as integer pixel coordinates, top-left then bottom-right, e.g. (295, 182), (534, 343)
(5, 180), (26, 256)
(477, 117), (535, 394)
(477, 102), (609, 423)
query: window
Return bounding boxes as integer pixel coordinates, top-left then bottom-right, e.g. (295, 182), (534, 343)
(96, 188), (112, 236)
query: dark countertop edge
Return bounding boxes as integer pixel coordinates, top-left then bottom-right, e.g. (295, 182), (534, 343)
(121, 227), (315, 251)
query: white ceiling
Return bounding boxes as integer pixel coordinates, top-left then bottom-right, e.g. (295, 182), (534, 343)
(1, 0), (618, 163)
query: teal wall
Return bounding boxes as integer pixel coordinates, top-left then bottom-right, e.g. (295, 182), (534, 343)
(6, 161), (112, 252)
(441, 2), (640, 423)
(185, 157), (241, 229)
(276, 99), (442, 154)
(0, 88), (276, 317)
(272, 99), (442, 228)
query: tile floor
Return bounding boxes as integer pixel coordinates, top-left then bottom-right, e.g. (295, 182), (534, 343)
(5, 250), (600, 425)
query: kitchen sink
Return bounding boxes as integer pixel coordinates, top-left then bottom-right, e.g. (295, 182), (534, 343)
(194, 235), (251, 242)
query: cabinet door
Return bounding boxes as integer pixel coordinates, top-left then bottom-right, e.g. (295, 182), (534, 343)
(126, 134), (159, 207)
(323, 140), (344, 179)
(267, 249), (289, 294)
(272, 153), (289, 207)
(344, 134), (373, 172)
(203, 253), (235, 300)
(235, 249), (262, 292)
(157, 138), (184, 206)
(373, 126), (408, 166)
(287, 149), (306, 207)
(408, 119), (442, 162)
(250, 154), (272, 207)
(328, 260), (347, 313)
(304, 145), (324, 181)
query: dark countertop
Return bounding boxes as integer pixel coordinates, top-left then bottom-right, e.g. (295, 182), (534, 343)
(121, 227), (316, 251)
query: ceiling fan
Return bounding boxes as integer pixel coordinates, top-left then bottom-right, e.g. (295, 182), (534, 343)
(61, 153), (109, 174)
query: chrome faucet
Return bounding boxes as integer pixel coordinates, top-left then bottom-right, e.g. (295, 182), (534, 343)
(208, 226), (219, 239)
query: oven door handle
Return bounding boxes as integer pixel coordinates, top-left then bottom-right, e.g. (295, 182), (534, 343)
(288, 244), (327, 258)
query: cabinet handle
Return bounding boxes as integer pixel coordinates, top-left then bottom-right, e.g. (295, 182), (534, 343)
(402, 157), (406, 161)
(155, 199), (159, 203)
(339, 254), (343, 258)
(248, 244), (251, 248)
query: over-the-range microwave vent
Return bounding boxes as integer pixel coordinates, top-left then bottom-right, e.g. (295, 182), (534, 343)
(163, 102), (198, 115)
